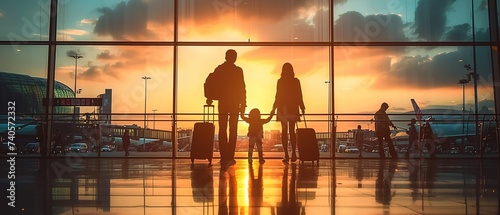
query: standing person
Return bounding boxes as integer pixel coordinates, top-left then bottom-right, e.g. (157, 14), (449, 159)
(122, 130), (130, 157)
(374, 102), (398, 159)
(54, 130), (65, 155)
(272, 62), (305, 163)
(355, 125), (364, 158)
(240, 108), (274, 164)
(405, 118), (418, 158)
(206, 49), (246, 166)
(420, 121), (437, 158)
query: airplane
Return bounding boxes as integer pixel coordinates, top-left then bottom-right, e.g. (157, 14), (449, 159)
(0, 116), (40, 144)
(409, 98), (481, 141)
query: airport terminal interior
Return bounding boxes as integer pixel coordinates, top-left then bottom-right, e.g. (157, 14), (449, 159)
(1, 0), (500, 214)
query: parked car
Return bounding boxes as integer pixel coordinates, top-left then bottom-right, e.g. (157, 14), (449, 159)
(337, 145), (346, 153)
(52, 145), (65, 155)
(464, 146), (476, 155)
(69, 143), (88, 153)
(345, 146), (359, 153)
(101, 145), (112, 152)
(24, 142), (39, 154)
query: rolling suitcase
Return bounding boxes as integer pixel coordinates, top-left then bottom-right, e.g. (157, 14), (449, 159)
(296, 115), (320, 166)
(191, 105), (215, 164)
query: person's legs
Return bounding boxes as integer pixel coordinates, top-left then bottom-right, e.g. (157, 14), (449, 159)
(425, 139), (436, 158)
(248, 136), (256, 163)
(385, 134), (398, 159)
(228, 110), (239, 162)
(405, 139), (414, 158)
(289, 120), (297, 161)
(376, 133), (385, 158)
(281, 120), (289, 162)
(256, 138), (264, 163)
(218, 110), (229, 162)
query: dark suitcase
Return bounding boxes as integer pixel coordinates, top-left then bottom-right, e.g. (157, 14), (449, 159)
(296, 116), (320, 166)
(191, 105), (215, 164)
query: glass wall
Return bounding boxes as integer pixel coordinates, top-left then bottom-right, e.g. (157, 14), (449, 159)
(0, 0), (498, 158)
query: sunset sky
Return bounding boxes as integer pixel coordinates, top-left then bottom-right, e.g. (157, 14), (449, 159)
(0, 0), (495, 132)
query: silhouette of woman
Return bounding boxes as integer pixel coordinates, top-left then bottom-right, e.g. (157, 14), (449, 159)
(272, 62), (305, 163)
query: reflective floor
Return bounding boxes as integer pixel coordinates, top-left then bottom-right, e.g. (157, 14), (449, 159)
(1, 157), (499, 215)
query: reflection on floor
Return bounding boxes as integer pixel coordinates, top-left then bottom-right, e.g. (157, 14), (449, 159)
(1, 158), (499, 215)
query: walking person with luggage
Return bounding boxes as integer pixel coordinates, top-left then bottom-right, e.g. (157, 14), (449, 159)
(374, 102), (398, 159)
(205, 49), (246, 166)
(122, 130), (131, 157)
(272, 62), (305, 163)
(241, 108), (274, 164)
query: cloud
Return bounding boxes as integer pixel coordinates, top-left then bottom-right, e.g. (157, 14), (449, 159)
(413, 0), (456, 40)
(96, 50), (116, 60)
(66, 50), (84, 58)
(58, 29), (88, 36)
(444, 24), (470, 41)
(334, 11), (409, 43)
(385, 46), (493, 89)
(81, 18), (97, 25)
(94, 0), (151, 40)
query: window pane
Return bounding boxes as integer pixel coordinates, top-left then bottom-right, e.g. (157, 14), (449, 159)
(54, 46), (173, 157)
(333, 0), (490, 42)
(179, 0), (330, 42)
(334, 46), (495, 153)
(177, 46), (329, 156)
(57, 0), (174, 41)
(0, 0), (50, 41)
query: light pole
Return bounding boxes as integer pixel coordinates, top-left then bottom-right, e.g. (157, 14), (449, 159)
(152, 109), (157, 129)
(69, 53), (83, 143)
(142, 76), (151, 150)
(458, 78), (469, 156)
(458, 78), (470, 132)
(325, 81), (331, 151)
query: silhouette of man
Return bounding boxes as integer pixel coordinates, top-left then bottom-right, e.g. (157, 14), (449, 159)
(206, 49), (246, 166)
(374, 102), (398, 159)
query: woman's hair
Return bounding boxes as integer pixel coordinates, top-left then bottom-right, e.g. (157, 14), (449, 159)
(281, 62), (295, 79)
(249, 108), (261, 119)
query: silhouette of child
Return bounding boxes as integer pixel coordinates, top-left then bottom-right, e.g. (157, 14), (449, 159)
(240, 108), (274, 164)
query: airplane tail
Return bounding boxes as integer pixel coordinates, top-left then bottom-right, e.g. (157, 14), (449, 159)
(410, 99), (423, 121)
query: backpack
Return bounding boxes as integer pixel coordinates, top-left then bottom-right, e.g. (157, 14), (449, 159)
(204, 70), (220, 100)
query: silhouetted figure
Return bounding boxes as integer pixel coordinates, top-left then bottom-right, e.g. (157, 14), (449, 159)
(241, 108), (274, 164)
(374, 102), (398, 159)
(272, 63), (305, 163)
(206, 49), (246, 166)
(375, 160), (396, 206)
(218, 166), (238, 215)
(121, 159), (129, 179)
(248, 164), (264, 215)
(355, 159), (364, 188)
(355, 125), (364, 158)
(408, 159), (437, 204)
(53, 129), (65, 155)
(405, 118), (418, 158)
(122, 130), (130, 157)
(420, 121), (437, 158)
(190, 164), (214, 204)
(272, 163), (302, 215)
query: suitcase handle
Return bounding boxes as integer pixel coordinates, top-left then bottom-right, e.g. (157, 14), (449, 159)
(203, 105), (215, 123)
(296, 114), (307, 129)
